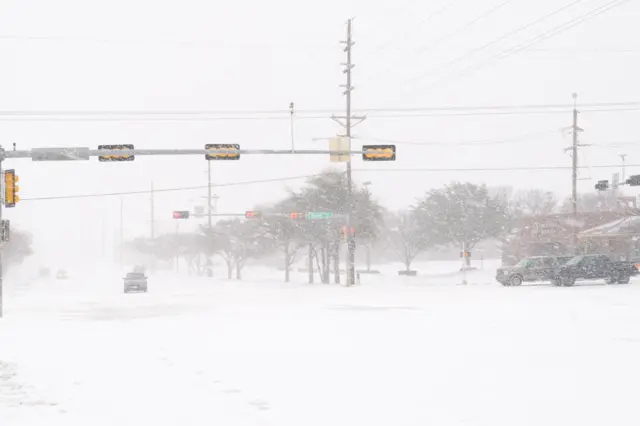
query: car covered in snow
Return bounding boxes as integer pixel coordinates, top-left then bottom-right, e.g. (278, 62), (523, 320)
(496, 255), (572, 286)
(123, 272), (148, 293)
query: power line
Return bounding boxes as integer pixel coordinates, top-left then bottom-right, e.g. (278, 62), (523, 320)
(420, 0), (632, 92)
(0, 34), (334, 50)
(365, 0), (519, 83)
(21, 174), (323, 201)
(3, 101), (639, 115)
(360, 129), (562, 146)
(19, 163), (638, 202)
(390, 0), (589, 95)
(2, 101), (640, 121)
(363, 0), (462, 55)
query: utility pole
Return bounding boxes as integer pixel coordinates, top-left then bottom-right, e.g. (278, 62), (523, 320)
(620, 154), (627, 183)
(120, 197), (124, 267)
(334, 17), (366, 286)
(0, 157), (4, 318)
(150, 181), (155, 239)
(290, 102), (295, 153)
(570, 93), (583, 252)
(207, 161), (213, 229)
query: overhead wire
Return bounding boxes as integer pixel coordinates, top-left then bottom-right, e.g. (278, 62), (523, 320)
(365, 0), (519, 84)
(19, 163), (637, 202)
(362, 0), (462, 55)
(412, 0), (632, 95)
(2, 101), (640, 121)
(359, 128), (563, 146)
(389, 0), (589, 95)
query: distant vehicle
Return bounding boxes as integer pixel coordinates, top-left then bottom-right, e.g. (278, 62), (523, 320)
(555, 254), (638, 286)
(123, 272), (148, 293)
(56, 269), (69, 279)
(496, 255), (573, 287)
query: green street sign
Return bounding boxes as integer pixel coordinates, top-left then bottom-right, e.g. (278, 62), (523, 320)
(307, 212), (334, 220)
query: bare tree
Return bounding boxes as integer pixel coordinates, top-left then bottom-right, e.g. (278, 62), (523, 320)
(387, 211), (432, 272)
(512, 189), (557, 216)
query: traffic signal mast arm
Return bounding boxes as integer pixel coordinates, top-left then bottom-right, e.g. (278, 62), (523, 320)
(3, 148), (381, 159)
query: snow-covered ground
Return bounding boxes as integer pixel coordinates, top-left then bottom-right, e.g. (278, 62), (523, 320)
(2, 260), (640, 425)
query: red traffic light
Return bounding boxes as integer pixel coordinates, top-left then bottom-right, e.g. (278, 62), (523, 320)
(341, 226), (355, 235)
(289, 212), (304, 220)
(245, 211), (262, 218)
(173, 211), (190, 219)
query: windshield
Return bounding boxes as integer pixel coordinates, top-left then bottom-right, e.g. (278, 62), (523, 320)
(515, 258), (531, 267)
(565, 256), (583, 266)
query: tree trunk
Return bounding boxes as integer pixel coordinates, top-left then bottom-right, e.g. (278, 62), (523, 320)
(333, 243), (340, 285)
(366, 244), (371, 272)
(226, 258), (233, 279)
(236, 260), (242, 280)
(284, 243), (290, 283)
(323, 242), (330, 284)
(308, 243), (314, 284)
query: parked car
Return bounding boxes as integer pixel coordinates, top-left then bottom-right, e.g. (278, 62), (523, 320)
(123, 272), (148, 293)
(496, 255), (573, 286)
(56, 269), (69, 279)
(555, 254), (638, 286)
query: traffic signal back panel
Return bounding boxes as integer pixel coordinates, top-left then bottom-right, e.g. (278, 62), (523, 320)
(98, 144), (135, 162)
(205, 144), (240, 160)
(362, 145), (396, 161)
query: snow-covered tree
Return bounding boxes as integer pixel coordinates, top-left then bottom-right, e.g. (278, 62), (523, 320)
(386, 210), (434, 272)
(415, 182), (508, 265)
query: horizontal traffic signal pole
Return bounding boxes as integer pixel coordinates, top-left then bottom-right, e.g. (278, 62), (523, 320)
(2, 148), (380, 160)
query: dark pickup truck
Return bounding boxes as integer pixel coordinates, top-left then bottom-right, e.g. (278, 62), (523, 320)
(555, 254), (638, 286)
(496, 255), (573, 286)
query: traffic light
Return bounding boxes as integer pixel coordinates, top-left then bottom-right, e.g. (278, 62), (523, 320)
(205, 144), (240, 160)
(245, 211), (262, 219)
(595, 180), (609, 191)
(362, 145), (396, 161)
(340, 226), (355, 240)
(289, 212), (305, 220)
(460, 251), (471, 258)
(626, 175), (640, 186)
(98, 144), (135, 162)
(172, 211), (190, 219)
(3, 169), (19, 208)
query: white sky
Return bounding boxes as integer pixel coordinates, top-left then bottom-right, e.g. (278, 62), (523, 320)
(0, 0), (638, 261)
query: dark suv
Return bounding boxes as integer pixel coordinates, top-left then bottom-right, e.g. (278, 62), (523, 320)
(496, 256), (572, 286)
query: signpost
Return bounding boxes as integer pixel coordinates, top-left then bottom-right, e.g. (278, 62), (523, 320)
(31, 147), (90, 161)
(307, 212), (333, 220)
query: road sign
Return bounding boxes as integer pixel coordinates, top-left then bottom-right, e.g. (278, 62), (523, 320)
(205, 144), (240, 160)
(330, 137), (350, 163)
(362, 145), (396, 161)
(173, 211), (190, 219)
(98, 144), (135, 162)
(31, 147), (90, 161)
(1, 220), (9, 243)
(307, 212), (333, 220)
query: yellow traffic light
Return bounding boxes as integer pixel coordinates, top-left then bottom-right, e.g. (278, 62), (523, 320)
(4, 169), (18, 208)
(362, 145), (396, 161)
(205, 144), (241, 160)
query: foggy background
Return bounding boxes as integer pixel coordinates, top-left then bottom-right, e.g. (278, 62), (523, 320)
(0, 0), (637, 266)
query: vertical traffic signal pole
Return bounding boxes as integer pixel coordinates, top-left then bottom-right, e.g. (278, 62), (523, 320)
(0, 150), (4, 318)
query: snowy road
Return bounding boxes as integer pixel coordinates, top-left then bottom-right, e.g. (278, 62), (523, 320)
(2, 270), (640, 426)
